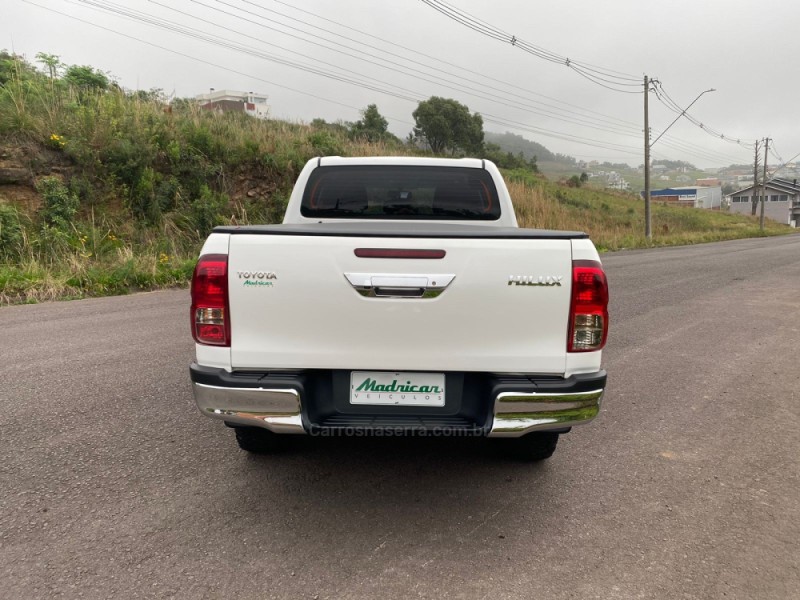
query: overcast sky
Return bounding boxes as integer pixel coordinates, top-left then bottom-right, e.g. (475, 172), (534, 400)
(4, 0), (798, 168)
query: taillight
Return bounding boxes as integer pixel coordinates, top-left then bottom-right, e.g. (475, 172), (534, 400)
(191, 254), (230, 346)
(568, 260), (609, 352)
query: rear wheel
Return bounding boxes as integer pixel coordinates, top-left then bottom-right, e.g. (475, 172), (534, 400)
(495, 432), (560, 461)
(233, 426), (284, 454)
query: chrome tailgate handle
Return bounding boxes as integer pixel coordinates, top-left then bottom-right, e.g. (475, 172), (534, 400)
(344, 273), (455, 299)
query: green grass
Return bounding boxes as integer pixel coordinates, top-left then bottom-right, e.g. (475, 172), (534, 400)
(0, 250), (196, 304)
(505, 169), (792, 251)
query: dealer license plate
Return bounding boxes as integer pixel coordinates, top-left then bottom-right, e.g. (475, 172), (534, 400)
(350, 371), (446, 407)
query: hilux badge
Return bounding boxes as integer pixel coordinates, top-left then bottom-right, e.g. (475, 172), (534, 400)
(508, 275), (562, 287)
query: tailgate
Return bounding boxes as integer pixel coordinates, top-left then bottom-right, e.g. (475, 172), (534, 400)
(227, 234), (573, 374)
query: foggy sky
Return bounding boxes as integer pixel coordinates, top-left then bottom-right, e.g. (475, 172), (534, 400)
(4, 0), (798, 168)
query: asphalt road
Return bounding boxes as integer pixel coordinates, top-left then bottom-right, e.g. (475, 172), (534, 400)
(2, 235), (799, 599)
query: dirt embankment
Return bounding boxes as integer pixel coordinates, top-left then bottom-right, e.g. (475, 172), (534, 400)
(0, 140), (284, 220)
(0, 143), (73, 214)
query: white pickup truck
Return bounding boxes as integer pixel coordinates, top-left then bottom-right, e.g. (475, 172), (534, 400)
(189, 157), (608, 460)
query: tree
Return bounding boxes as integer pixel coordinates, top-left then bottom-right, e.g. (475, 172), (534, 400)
(580, 172), (589, 183)
(412, 97), (483, 155)
(483, 131), (555, 162)
(63, 65), (109, 91)
(349, 104), (390, 142)
(480, 143), (536, 171)
(0, 50), (38, 87)
(35, 52), (61, 82)
(129, 88), (166, 103)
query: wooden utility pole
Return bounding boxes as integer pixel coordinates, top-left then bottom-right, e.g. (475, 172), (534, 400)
(760, 138), (769, 229)
(643, 75), (651, 240)
(751, 140), (760, 216)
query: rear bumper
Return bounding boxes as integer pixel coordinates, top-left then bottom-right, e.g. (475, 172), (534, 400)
(489, 375), (604, 437)
(189, 364), (605, 438)
(190, 365), (306, 434)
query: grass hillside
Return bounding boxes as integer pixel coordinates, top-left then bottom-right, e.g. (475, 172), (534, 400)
(502, 170), (787, 251)
(0, 53), (792, 304)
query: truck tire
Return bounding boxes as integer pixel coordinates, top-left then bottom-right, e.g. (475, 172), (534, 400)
(496, 432), (560, 461)
(233, 426), (283, 454)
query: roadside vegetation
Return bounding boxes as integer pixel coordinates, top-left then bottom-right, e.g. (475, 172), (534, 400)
(0, 51), (792, 304)
(504, 169), (788, 251)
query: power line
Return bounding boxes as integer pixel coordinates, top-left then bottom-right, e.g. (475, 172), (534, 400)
(656, 138), (748, 167)
(267, 0), (644, 129)
(190, 0), (646, 133)
(419, 0), (644, 93)
(22, 0), (415, 126)
(568, 64), (646, 95)
(653, 82), (755, 149)
(480, 114), (643, 155)
(22, 0), (755, 167)
(86, 0), (423, 101)
(768, 140), (784, 165)
(231, 0), (647, 131)
(66, 0), (747, 166)
(27, 0), (644, 155)
(653, 130), (749, 164)
(767, 154), (800, 183)
(77, 0), (653, 141)
(173, 0), (747, 163)
(421, 0), (643, 82)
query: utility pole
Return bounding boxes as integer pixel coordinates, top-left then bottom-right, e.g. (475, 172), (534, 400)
(644, 84), (714, 239)
(751, 140), (760, 216)
(760, 138), (769, 229)
(643, 75), (651, 240)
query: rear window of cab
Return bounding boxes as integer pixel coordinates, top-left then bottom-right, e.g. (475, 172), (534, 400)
(300, 165), (501, 220)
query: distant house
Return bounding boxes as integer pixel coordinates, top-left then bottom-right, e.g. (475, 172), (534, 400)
(644, 186), (722, 209)
(196, 89), (269, 118)
(607, 180), (631, 190)
(606, 171), (630, 190)
(728, 178), (800, 226)
(696, 177), (721, 187)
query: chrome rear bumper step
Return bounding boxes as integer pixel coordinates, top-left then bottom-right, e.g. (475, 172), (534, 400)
(488, 388), (603, 437)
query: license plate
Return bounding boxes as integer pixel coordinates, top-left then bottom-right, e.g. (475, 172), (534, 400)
(350, 371), (446, 407)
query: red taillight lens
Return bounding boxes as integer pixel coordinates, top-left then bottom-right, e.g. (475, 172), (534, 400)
(568, 260), (609, 352)
(191, 254), (230, 346)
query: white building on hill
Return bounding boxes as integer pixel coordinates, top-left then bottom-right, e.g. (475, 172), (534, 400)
(196, 89), (269, 119)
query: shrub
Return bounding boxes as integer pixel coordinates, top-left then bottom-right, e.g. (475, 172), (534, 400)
(155, 175), (182, 213)
(102, 138), (153, 188)
(36, 176), (79, 230)
(183, 122), (216, 158)
(129, 166), (159, 223)
(0, 204), (24, 259)
(308, 130), (343, 156)
(190, 185), (227, 236)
